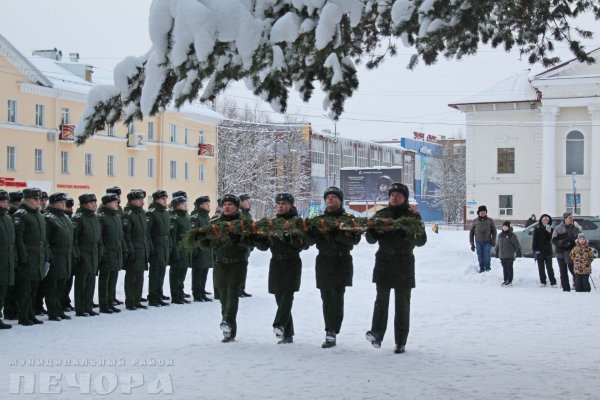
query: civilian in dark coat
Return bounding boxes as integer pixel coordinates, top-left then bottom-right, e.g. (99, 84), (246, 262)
(532, 214), (557, 287)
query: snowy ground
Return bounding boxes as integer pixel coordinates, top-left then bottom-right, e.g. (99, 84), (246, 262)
(1, 228), (599, 399)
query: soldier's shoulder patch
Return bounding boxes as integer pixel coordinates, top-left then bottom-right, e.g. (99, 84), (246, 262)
(146, 216), (151, 223)
(13, 217), (21, 225)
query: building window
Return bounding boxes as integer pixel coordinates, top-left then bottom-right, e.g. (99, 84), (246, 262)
(170, 160), (177, 179)
(311, 139), (325, 165)
(357, 146), (368, 167)
(128, 122), (135, 135)
(107, 155), (115, 176)
(184, 128), (189, 145)
(148, 122), (155, 141)
(7, 100), (17, 123)
(566, 193), (581, 214)
(6, 146), (16, 170)
(35, 104), (45, 127)
(61, 107), (70, 124)
(85, 154), (93, 175)
(148, 158), (155, 178)
(199, 164), (205, 182)
(499, 195), (513, 216)
(371, 148), (380, 166)
(497, 148), (515, 174)
(34, 149), (43, 172)
(170, 124), (177, 143)
(61, 151), (69, 174)
(342, 143), (355, 167)
(566, 130), (584, 175)
(128, 156), (135, 177)
(184, 162), (189, 180)
(199, 130), (205, 144)
(107, 124), (115, 136)
(328, 144), (340, 182)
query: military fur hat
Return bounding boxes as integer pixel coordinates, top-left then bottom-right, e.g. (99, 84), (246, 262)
(127, 190), (145, 202)
(172, 190), (187, 199)
(102, 193), (119, 205)
(49, 192), (68, 203)
(41, 191), (49, 200)
(323, 187), (343, 202)
(477, 205), (488, 213)
(23, 188), (43, 199)
(0, 190), (9, 201)
(171, 196), (187, 207)
(152, 190), (168, 201)
(131, 188), (147, 198)
(66, 198), (74, 208)
(194, 196), (210, 208)
(388, 182), (409, 199)
(78, 193), (97, 204)
(106, 186), (122, 196)
(9, 191), (23, 203)
(275, 193), (294, 204)
(239, 193), (251, 202)
(221, 194), (240, 208)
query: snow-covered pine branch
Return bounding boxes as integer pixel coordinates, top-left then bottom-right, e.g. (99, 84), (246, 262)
(75, 0), (599, 144)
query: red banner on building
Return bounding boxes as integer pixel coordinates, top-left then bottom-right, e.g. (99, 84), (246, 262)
(60, 124), (75, 141)
(198, 143), (214, 157)
(0, 177), (27, 188)
(413, 131), (425, 140)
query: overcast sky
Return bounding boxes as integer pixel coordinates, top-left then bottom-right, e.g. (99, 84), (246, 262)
(1, 0), (597, 141)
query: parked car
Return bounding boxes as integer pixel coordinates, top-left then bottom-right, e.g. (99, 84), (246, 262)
(514, 216), (600, 258)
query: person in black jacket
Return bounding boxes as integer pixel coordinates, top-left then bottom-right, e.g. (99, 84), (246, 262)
(532, 214), (557, 287)
(365, 183), (427, 354)
(525, 214), (537, 228)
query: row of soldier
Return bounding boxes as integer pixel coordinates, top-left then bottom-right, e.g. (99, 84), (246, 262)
(0, 183), (427, 354)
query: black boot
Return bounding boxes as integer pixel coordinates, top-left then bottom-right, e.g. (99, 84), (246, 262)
(0, 320), (12, 329)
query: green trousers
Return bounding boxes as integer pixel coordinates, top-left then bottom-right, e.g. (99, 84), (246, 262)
(0, 285), (7, 319)
(125, 270), (144, 307)
(148, 264), (166, 302)
(370, 286), (412, 346)
(16, 276), (40, 322)
(98, 269), (119, 310)
(273, 291), (295, 338)
(74, 269), (96, 314)
(169, 267), (188, 301)
(43, 277), (66, 318)
(192, 268), (209, 299)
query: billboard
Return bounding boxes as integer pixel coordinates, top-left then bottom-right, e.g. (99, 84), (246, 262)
(340, 167), (403, 203)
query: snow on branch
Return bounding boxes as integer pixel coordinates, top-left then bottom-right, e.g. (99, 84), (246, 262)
(75, 0), (599, 144)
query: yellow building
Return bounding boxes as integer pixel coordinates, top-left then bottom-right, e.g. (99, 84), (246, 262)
(0, 33), (222, 203)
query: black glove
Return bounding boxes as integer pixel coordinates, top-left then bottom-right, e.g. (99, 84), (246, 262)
(563, 240), (574, 250)
(470, 244), (475, 252)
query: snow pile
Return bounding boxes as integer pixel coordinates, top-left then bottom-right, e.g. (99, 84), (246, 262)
(3, 229), (599, 399)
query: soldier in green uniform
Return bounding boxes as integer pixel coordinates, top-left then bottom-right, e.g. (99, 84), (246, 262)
(307, 187), (361, 348)
(43, 192), (74, 321)
(13, 188), (47, 326)
(2, 191), (22, 321)
(104, 187), (124, 306)
(147, 190), (172, 306)
(72, 194), (103, 317)
(199, 194), (253, 342)
(0, 190), (16, 329)
(169, 196), (192, 304)
(365, 183), (427, 354)
(238, 193), (252, 298)
(190, 196), (213, 302)
(98, 193), (127, 314)
(122, 190), (150, 310)
(255, 193), (307, 344)
(63, 197), (75, 312)
(212, 197), (223, 300)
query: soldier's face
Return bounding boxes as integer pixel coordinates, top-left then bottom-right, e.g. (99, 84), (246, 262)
(105, 201), (118, 210)
(131, 198), (144, 207)
(83, 201), (97, 211)
(199, 202), (210, 212)
(0, 200), (8, 208)
(52, 200), (67, 211)
(156, 197), (168, 207)
(276, 201), (292, 215)
(389, 191), (405, 206)
(325, 194), (341, 211)
(240, 199), (250, 209)
(41, 199), (48, 208)
(222, 202), (237, 215)
(25, 198), (41, 209)
(176, 202), (188, 211)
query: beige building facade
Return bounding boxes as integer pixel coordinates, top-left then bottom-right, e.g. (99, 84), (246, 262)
(0, 33), (222, 203)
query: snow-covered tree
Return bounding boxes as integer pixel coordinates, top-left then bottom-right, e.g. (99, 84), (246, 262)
(216, 98), (311, 218)
(75, 0), (599, 144)
(430, 141), (466, 223)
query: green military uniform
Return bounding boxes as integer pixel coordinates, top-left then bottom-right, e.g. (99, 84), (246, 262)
(63, 204), (75, 311)
(147, 200), (172, 304)
(98, 203), (127, 312)
(13, 196), (47, 324)
(190, 206), (213, 300)
(0, 199), (16, 328)
(122, 202), (150, 308)
(2, 198), (21, 321)
(44, 204), (74, 319)
(255, 204), (306, 342)
(365, 186), (427, 350)
(169, 206), (192, 303)
(308, 207), (361, 342)
(200, 208), (253, 340)
(72, 204), (103, 315)
(239, 205), (252, 296)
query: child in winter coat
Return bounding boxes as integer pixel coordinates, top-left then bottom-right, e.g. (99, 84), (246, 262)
(570, 233), (595, 292)
(494, 221), (522, 286)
